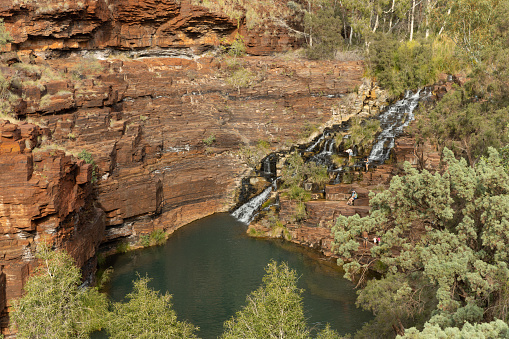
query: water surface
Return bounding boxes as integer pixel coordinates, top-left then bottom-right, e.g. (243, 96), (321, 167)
(103, 213), (372, 338)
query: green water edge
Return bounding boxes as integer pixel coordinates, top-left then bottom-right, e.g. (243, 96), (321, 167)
(96, 213), (373, 338)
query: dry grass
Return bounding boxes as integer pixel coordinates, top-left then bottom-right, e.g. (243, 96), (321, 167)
(192, 0), (293, 30)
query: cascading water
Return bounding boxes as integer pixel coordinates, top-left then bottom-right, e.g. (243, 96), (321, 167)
(306, 133), (326, 152)
(231, 185), (273, 224)
(368, 89), (430, 164)
(232, 88), (431, 223)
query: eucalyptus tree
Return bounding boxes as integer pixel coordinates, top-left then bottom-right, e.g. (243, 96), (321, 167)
(11, 246), (108, 338)
(106, 275), (198, 339)
(332, 148), (509, 336)
(222, 261), (310, 339)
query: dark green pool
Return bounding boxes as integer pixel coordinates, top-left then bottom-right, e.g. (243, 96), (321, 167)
(102, 213), (372, 338)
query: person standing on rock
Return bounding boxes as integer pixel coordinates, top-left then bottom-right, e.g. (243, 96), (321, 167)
(345, 148), (353, 161)
(362, 231), (369, 249)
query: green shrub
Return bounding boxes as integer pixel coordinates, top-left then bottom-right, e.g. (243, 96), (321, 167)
(339, 117), (381, 156)
(77, 149), (98, 183)
(140, 230), (167, 247)
(139, 234), (151, 247)
(369, 37), (438, 95)
(150, 229), (166, 246)
(304, 5), (344, 59)
(226, 67), (255, 93)
(71, 58), (104, 78)
(287, 185), (311, 202)
(293, 202), (307, 222)
(0, 19), (12, 46)
(203, 134), (216, 146)
(228, 35), (246, 57)
(116, 241), (131, 254)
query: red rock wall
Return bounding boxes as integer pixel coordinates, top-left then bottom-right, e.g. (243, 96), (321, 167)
(7, 56), (362, 250)
(0, 120), (104, 330)
(0, 0), (300, 55)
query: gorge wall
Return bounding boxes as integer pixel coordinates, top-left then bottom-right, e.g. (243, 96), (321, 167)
(0, 0), (298, 56)
(0, 0), (371, 332)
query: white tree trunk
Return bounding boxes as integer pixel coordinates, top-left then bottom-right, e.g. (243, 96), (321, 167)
(410, 0), (415, 41)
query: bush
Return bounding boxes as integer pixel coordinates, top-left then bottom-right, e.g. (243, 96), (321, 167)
(77, 149), (98, 183)
(304, 4), (344, 60)
(203, 134), (216, 146)
(287, 184), (311, 202)
(139, 230), (167, 247)
(150, 229), (166, 246)
(116, 241), (131, 254)
(228, 35), (246, 57)
(0, 19), (12, 46)
(339, 117), (381, 156)
(226, 67), (255, 93)
(369, 37), (438, 94)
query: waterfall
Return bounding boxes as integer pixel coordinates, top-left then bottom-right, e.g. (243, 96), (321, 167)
(306, 133), (326, 152)
(368, 89), (430, 164)
(232, 185), (273, 224)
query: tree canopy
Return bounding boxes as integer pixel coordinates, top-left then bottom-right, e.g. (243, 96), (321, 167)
(11, 245), (108, 339)
(332, 148), (509, 337)
(106, 275), (199, 339)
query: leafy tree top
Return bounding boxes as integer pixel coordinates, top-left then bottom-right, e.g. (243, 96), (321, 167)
(332, 147), (509, 334)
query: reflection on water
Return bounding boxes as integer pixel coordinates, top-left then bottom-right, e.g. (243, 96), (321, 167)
(102, 213), (372, 338)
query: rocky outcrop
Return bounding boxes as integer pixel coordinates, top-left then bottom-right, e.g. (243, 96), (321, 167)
(249, 131), (441, 257)
(0, 0), (300, 56)
(0, 50), (365, 331)
(0, 120), (104, 329)
(12, 55), (363, 249)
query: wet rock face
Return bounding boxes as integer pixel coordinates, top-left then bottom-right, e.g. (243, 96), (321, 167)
(0, 120), (104, 325)
(0, 0), (300, 55)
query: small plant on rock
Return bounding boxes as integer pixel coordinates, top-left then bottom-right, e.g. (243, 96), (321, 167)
(0, 19), (12, 47)
(203, 134), (216, 146)
(77, 149), (98, 183)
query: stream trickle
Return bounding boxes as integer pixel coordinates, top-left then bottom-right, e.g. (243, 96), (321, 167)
(368, 89), (431, 164)
(231, 88), (430, 224)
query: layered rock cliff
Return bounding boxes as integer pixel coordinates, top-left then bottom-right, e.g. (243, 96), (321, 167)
(0, 33), (366, 336)
(0, 0), (299, 56)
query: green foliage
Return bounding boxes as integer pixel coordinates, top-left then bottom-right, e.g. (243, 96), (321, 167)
(500, 144), (509, 173)
(226, 67), (255, 93)
(288, 185), (312, 202)
(106, 275), (198, 338)
(369, 37), (438, 95)
(70, 57), (104, 76)
(415, 85), (509, 166)
(77, 149), (98, 183)
(281, 152), (329, 189)
(150, 229), (166, 245)
(435, 0), (509, 64)
(305, 161), (329, 188)
(0, 19), (12, 46)
(281, 152), (305, 188)
(332, 147), (509, 335)
(228, 35), (246, 57)
(293, 201), (308, 222)
(139, 230), (166, 247)
(400, 319), (509, 338)
(203, 134), (216, 146)
(221, 261), (310, 339)
(340, 117), (381, 155)
(116, 241), (131, 254)
(304, 1), (344, 59)
(315, 324), (344, 339)
(11, 245), (108, 338)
